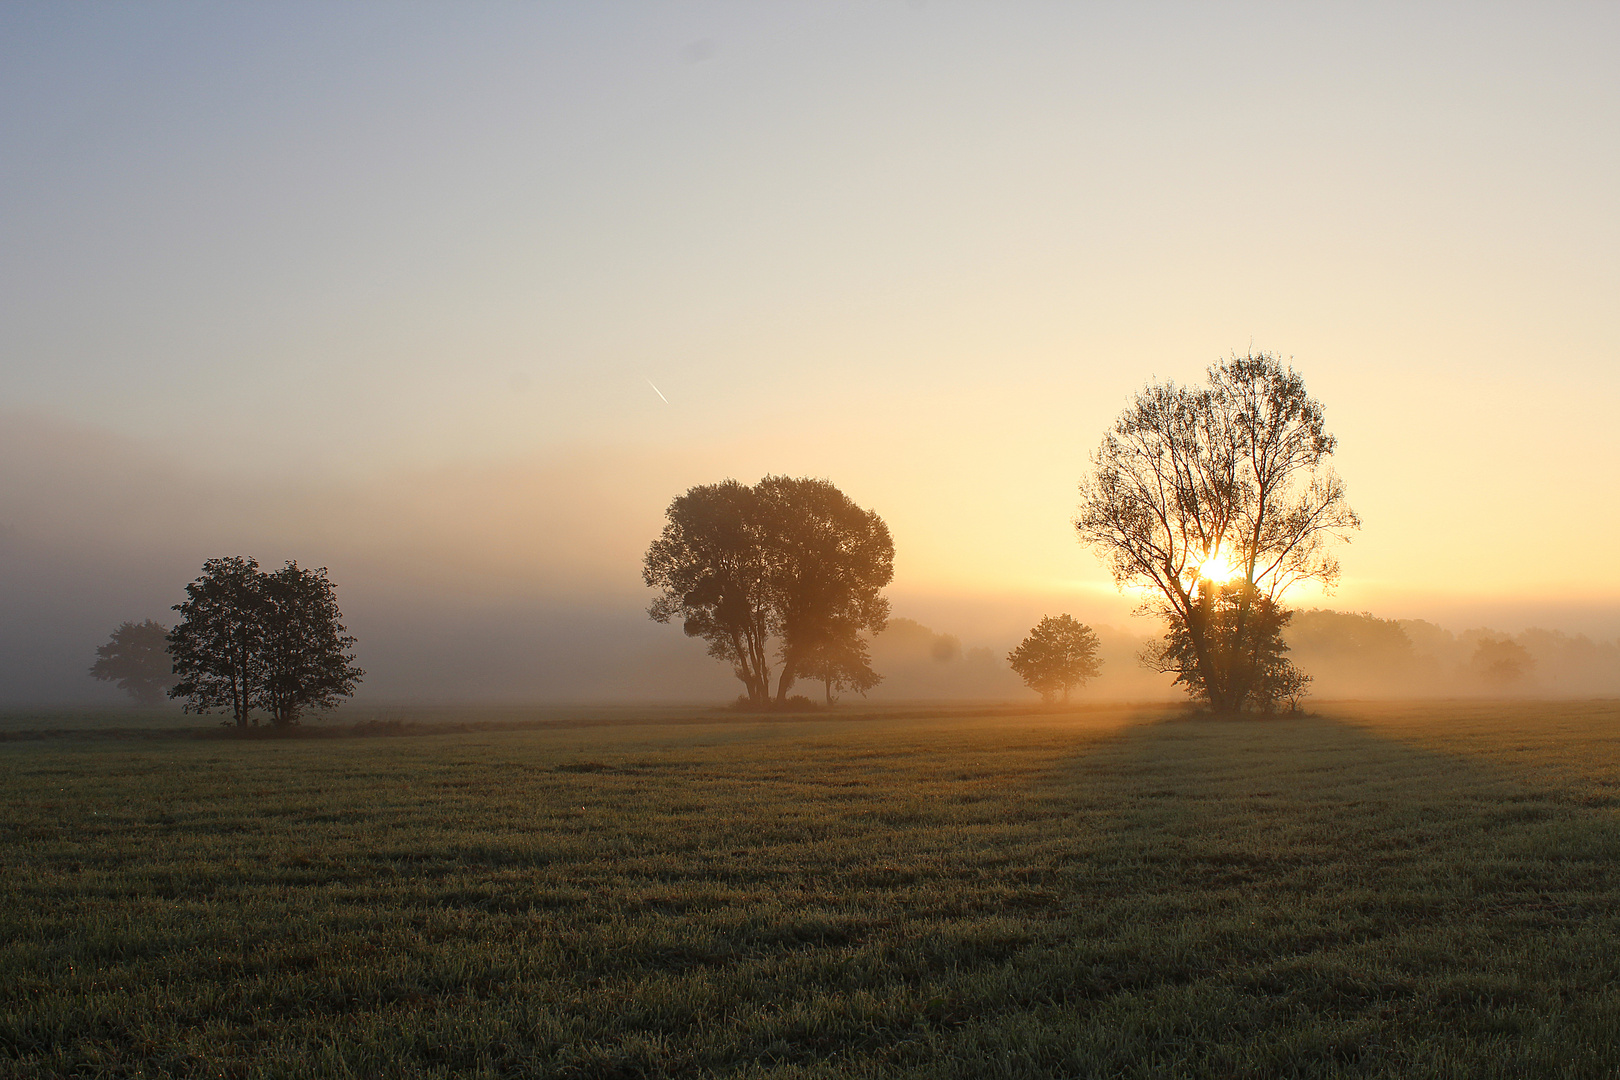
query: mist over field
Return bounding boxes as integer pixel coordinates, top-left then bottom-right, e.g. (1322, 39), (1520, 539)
(5, 411), (1617, 708)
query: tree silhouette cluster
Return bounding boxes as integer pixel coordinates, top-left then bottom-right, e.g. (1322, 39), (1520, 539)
(1075, 352), (1358, 713)
(1007, 614), (1101, 704)
(639, 353), (1358, 714)
(168, 556), (362, 726)
(643, 476), (893, 707)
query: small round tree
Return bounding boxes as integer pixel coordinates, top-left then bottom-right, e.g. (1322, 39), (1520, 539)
(89, 619), (177, 705)
(1008, 615), (1102, 704)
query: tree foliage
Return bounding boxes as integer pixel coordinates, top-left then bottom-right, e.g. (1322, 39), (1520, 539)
(168, 556), (266, 725)
(1142, 583), (1312, 714)
(1007, 614), (1102, 704)
(644, 477), (893, 706)
(644, 481), (777, 704)
(1470, 636), (1534, 688)
(801, 625), (883, 705)
(1075, 352), (1356, 712)
(168, 557), (362, 726)
(260, 563), (365, 724)
(89, 619), (177, 705)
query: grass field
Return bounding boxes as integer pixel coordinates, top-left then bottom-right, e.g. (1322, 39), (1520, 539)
(3, 700), (1619, 1078)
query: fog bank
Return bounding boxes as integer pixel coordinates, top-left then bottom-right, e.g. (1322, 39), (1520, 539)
(4, 412), (1617, 708)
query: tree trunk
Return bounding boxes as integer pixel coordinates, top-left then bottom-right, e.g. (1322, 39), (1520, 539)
(775, 662), (797, 704)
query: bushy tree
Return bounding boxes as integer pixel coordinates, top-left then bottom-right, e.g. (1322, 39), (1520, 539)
(643, 481), (777, 704)
(1143, 582), (1310, 714)
(1008, 614), (1102, 704)
(756, 476), (892, 702)
(1075, 352), (1357, 712)
(168, 556), (267, 725)
(89, 619), (177, 705)
(168, 557), (362, 726)
(801, 622), (883, 705)
(260, 562), (363, 724)
(644, 476), (893, 706)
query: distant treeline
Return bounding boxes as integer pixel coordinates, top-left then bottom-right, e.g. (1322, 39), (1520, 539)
(862, 612), (1620, 702)
(1286, 609), (1620, 698)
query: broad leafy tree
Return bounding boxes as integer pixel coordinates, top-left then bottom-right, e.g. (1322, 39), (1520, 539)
(755, 476), (892, 702)
(168, 557), (362, 726)
(644, 476), (893, 706)
(643, 481), (777, 703)
(169, 556), (266, 725)
(89, 619), (177, 705)
(1007, 614), (1102, 703)
(260, 562), (363, 724)
(1075, 352), (1357, 712)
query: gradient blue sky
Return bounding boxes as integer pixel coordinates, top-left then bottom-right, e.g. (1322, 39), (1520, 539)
(4, 2), (1619, 676)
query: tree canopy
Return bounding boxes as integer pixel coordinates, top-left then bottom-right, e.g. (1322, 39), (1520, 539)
(1470, 636), (1534, 688)
(1143, 582), (1312, 714)
(89, 619), (177, 705)
(168, 557), (362, 726)
(1007, 614), (1102, 704)
(1075, 352), (1357, 712)
(644, 476), (893, 706)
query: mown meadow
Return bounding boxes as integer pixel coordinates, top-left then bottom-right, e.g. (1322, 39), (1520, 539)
(3, 700), (1619, 1078)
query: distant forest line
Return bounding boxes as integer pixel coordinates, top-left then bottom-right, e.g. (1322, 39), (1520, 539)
(845, 611), (1620, 703)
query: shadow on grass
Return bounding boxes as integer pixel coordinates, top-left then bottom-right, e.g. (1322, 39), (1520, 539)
(2, 706), (1617, 1078)
(998, 711), (1620, 1076)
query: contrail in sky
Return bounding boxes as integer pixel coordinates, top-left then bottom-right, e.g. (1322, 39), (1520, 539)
(646, 378), (670, 404)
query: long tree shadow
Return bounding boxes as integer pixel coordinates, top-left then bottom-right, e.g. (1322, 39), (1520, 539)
(969, 711), (1620, 1078)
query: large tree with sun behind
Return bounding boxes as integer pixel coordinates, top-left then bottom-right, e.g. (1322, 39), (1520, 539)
(1075, 352), (1359, 712)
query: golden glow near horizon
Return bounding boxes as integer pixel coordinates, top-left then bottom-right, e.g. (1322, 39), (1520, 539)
(1, 4), (1618, 643)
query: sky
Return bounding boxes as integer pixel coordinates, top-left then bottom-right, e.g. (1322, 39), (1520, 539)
(2, 2), (1618, 702)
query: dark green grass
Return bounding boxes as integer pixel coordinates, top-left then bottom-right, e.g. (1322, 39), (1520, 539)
(3, 702), (1619, 1078)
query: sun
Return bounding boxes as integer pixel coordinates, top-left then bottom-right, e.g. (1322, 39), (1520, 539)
(1196, 547), (1244, 584)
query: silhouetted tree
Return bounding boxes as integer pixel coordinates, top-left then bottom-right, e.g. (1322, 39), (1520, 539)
(644, 476), (893, 706)
(755, 476), (892, 703)
(1143, 583), (1310, 713)
(1008, 614), (1102, 703)
(169, 556), (266, 726)
(644, 481), (776, 704)
(801, 621), (883, 705)
(259, 562), (363, 725)
(1075, 352), (1358, 712)
(89, 619), (176, 705)
(168, 557), (361, 726)
(1269, 664), (1314, 715)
